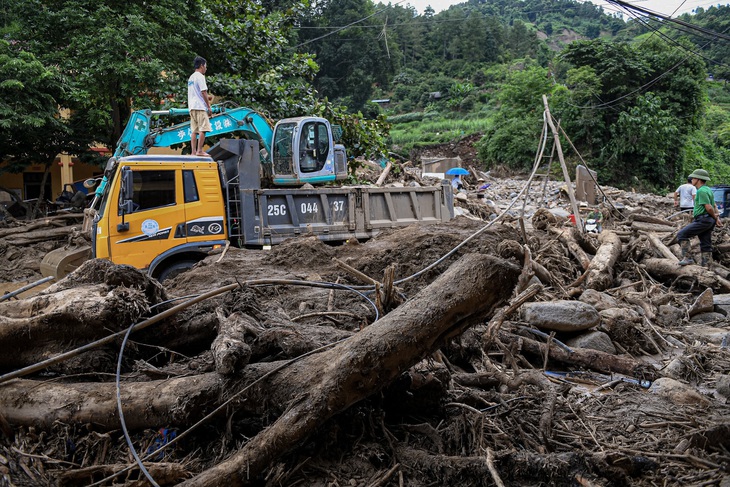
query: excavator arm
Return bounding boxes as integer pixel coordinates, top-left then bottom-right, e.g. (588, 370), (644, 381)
(115, 105), (275, 158)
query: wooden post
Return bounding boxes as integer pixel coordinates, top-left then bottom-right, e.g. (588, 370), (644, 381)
(542, 95), (582, 233)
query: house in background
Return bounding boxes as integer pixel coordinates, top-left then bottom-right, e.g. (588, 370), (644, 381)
(0, 144), (185, 203)
(0, 149), (108, 202)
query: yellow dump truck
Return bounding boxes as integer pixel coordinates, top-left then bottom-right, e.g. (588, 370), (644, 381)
(41, 107), (453, 280)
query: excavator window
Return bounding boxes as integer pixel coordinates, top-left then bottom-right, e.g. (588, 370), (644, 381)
(128, 170), (176, 213)
(299, 122), (329, 173)
(273, 124), (295, 175)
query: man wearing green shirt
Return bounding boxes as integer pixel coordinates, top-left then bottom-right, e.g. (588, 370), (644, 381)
(677, 169), (724, 267)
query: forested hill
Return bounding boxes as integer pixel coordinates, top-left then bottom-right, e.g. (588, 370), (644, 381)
(293, 0), (730, 191)
(2, 0), (729, 191)
(294, 0), (626, 110)
(295, 0), (728, 114)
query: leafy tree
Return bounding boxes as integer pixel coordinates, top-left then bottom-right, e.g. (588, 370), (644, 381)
(606, 93), (680, 189)
(506, 20), (538, 59)
(557, 66), (606, 155)
(0, 40), (98, 210)
(0, 40), (67, 167)
(6, 0), (198, 151)
(299, 0), (396, 113)
(554, 38), (707, 188)
(477, 65), (554, 171)
(5, 0), (323, 153)
(194, 0), (320, 120)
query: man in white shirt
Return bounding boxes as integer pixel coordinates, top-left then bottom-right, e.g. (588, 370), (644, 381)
(188, 56), (213, 156)
(674, 177), (696, 214)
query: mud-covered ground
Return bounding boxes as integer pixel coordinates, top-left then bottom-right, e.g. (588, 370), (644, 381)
(1, 141), (730, 486)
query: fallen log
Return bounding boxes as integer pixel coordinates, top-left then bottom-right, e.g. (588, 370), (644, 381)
(0, 215), (82, 238)
(0, 284), (150, 370)
(0, 254), (519, 485)
(0, 262), (166, 370)
(584, 231), (622, 291)
(375, 161), (393, 186)
(498, 330), (658, 380)
(212, 309), (255, 374)
(182, 254), (520, 486)
(0, 225), (76, 245)
(643, 258), (730, 292)
(0, 372), (226, 429)
(629, 214), (679, 226)
(642, 232), (678, 262)
(630, 221), (676, 234)
(548, 227), (591, 270)
(497, 240), (553, 286)
(57, 462), (189, 486)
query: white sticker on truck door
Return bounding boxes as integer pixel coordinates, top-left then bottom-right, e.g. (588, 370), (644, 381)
(141, 219), (160, 236)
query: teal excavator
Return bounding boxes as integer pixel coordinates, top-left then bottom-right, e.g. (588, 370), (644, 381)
(40, 104), (350, 277)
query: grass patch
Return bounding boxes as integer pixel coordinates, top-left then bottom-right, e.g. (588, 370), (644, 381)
(389, 112), (491, 152)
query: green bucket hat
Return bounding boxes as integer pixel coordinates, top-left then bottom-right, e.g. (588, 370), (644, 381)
(688, 169), (711, 181)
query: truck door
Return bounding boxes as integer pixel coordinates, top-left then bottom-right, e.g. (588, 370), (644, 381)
(294, 121), (334, 180)
(107, 167), (182, 269)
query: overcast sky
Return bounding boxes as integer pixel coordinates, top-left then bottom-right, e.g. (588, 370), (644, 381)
(404, 0), (727, 17)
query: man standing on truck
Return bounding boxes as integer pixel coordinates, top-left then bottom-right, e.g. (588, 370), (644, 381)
(188, 56), (213, 156)
(677, 169), (723, 267)
(674, 176), (696, 216)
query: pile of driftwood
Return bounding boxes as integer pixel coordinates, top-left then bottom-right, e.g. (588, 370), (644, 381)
(1, 181), (730, 486)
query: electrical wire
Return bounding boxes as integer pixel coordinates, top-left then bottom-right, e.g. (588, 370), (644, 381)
(91, 278), (378, 486)
(295, 0), (408, 48)
(116, 322), (160, 487)
(606, 0), (730, 41)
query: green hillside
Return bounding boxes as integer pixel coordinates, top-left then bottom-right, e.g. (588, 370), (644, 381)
(294, 0), (730, 191)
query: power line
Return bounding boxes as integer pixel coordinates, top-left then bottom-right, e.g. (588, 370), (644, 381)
(564, 4), (730, 111)
(295, 0), (408, 47)
(605, 0), (730, 41)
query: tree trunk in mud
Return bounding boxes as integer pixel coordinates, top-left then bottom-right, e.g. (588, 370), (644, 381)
(584, 231), (622, 291)
(0, 254), (519, 486)
(181, 254), (520, 487)
(498, 330), (658, 380)
(0, 285), (150, 370)
(644, 258), (730, 292)
(0, 226), (77, 245)
(548, 227), (591, 270)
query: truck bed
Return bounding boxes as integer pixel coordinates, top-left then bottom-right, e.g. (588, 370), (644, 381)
(219, 140), (454, 247)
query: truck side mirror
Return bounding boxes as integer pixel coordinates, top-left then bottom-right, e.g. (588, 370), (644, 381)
(119, 200), (135, 214)
(117, 167), (134, 232)
(120, 167), (134, 202)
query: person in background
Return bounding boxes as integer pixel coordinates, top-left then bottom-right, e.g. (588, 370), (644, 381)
(188, 56), (213, 156)
(451, 175), (463, 191)
(586, 208), (603, 233)
(677, 169), (723, 267)
(674, 176), (696, 216)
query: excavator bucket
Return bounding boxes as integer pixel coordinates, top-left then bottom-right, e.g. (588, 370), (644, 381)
(40, 245), (91, 279)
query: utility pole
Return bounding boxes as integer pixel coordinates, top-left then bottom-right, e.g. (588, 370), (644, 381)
(542, 94), (583, 233)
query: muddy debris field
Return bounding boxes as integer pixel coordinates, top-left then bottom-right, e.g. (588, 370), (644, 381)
(0, 162), (730, 487)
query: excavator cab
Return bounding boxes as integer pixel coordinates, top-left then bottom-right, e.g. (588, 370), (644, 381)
(271, 117), (348, 185)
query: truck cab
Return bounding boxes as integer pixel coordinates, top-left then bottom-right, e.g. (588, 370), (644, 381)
(711, 185), (730, 218)
(94, 155), (227, 280)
